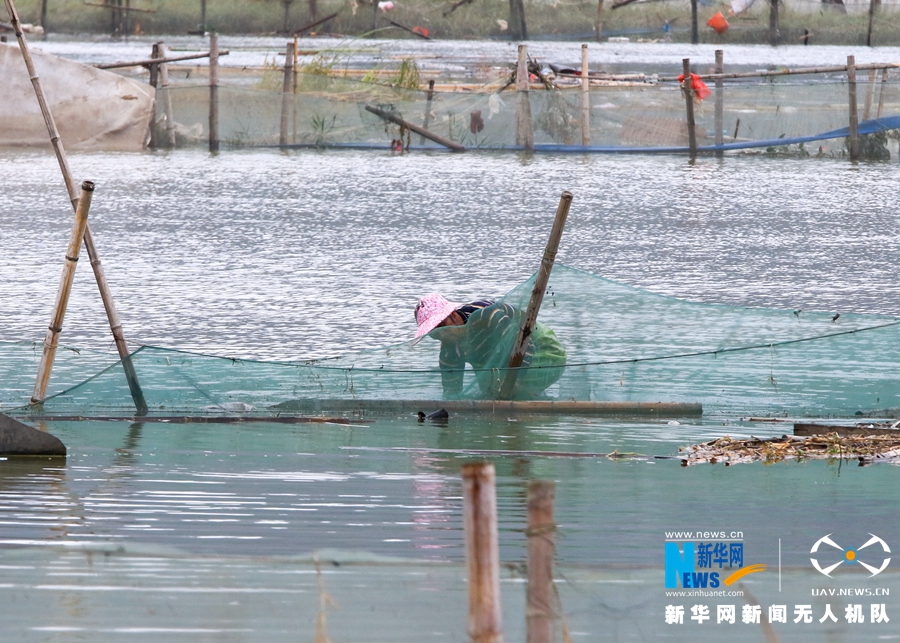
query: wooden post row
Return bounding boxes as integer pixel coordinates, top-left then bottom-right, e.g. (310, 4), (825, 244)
(158, 41), (177, 148)
(462, 463), (504, 643)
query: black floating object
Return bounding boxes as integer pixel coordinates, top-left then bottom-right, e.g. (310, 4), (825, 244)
(0, 412), (66, 456)
(417, 408), (449, 423)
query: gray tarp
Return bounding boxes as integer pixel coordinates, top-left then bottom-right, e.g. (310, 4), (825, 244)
(0, 42), (154, 151)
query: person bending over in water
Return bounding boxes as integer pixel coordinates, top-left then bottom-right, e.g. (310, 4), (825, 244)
(413, 294), (566, 399)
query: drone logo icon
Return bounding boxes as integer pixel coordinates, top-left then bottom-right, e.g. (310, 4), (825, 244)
(810, 533), (891, 577)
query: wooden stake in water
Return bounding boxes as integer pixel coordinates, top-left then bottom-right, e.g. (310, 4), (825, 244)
(866, 0), (877, 47)
(768, 0), (779, 45)
(32, 181), (95, 404)
(4, 0), (148, 415)
(499, 191), (573, 400)
(209, 32), (219, 152)
(462, 463), (503, 643)
(158, 41), (177, 148)
(847, 55), (859, 161)
(526, 480), (556, 643)
(714, 49), (724, 158)
(148, 41), (160, 149)
(682, 58), (697, 160)
(280, 41), (293, 146)
(419, 79), (435, 145)
(594, 0), (604, 42)
(690, 0), (698, 44)
(515, 44), (534, 152)
(581, 44), (590, 146)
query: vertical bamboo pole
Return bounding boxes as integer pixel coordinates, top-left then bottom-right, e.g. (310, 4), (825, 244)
(201, 0), (207, 30)
(580, 44), (590, 147)
(4, 0), (148, 416)
(148, 42), (160, 149)
(462, 463), (503, 643)
(863, 69), (877, 121)
(32, 181), (95, 404)
(280, 41), (293, 146)
(515, 44), (534, 152)
(714, 49), (724, 158)
(594, 0), (604, 42)
(769, 0), (779, 45)
(158, 41), (177, 148)
(690, 0), (698, 45)
(419, 79), (435, 145)
(293, 34), (299, 143)
(209, 33), (219, 152)
(499, 191), (572, 400)
(526, 480), (556, 643)
(847, 55), (859, 161)
(40, 0), (48, 31)
(682, 58), (697, 160)
(866, 0), (876, 47)
(876, 67), (887, 119)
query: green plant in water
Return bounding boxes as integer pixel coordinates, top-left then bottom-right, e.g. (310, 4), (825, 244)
(310, 113), (338, 145)
(392, 58), (420, 90)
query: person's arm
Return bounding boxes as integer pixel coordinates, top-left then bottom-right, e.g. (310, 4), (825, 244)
(439, 340), (466, 396)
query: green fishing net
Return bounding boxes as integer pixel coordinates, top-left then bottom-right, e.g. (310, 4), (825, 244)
(2, 265), (899, 418)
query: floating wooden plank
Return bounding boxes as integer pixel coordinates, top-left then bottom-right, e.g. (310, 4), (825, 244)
(272, 399), (702, 417)
(0, 412), (66, 456)
(794, 422), (900, 437)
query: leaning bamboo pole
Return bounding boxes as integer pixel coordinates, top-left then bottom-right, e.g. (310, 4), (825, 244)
(499, 191), (572, 400)
(32, 181), (95, 403)
(4, 0), (148, 415)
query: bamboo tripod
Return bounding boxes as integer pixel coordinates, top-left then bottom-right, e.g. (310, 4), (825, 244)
(5, 0), (148, 414)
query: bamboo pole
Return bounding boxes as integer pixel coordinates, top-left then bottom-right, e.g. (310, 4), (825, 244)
(96, 49), (229, 70)
(32, 181), (95, 404)
(659, 62), (898, 83)
(292, 10), (339, 35)
(293, 34), (299, 144)
(714, 49), (723, 158)
(515, 44), (534, 152)
(580, 44), (590, 146)
(866, 0), (877, 47)
(419, 79), (435, 145)
(148, 42), (160, 149)
(158, 41), (177, 148)
(876, 68), (887, 119)
(594, 0), (604, 42)
(365, 104), (465, 151)
(863, 69), (876, 121)
(690, 0), (698, 44)
(499, 191), (573, 400)
(682, 58), (697, 160)
(769, 0), (779, 45)
(280, 41), (292, 146)
(462, 463), (503, 643)
(526, 480), (556, 643)
(847, 55), (859, 161)
(4, 0), (148, 415)
(209, 33), (219, 152)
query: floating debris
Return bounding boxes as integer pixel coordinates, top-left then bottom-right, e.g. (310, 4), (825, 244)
(679, 433), (900, 466)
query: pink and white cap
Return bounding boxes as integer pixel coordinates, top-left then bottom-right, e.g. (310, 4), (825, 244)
(413, 294), (460, 345)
